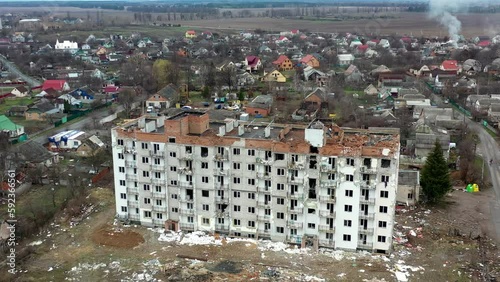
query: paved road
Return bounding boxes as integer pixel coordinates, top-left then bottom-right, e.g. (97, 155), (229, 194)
(0, 54), (42, 87)
(464, 117), (500, 242)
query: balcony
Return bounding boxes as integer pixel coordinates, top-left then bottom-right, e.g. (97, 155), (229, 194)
(126, 175), (138, 181)
(151, 164), (164, 171)
(213, 154), (228, 161)
(127, 187), (139, 194)
(256, 157), (272, 165)
(152, 219), (165, 225)
(180, 223), (194, 230)
(320, 165), (336, 173)
(287, 177), (303, 184)
(289, 193), (304, 199)
(215, 183), (229, 190)
(127, 200), (139, 208)
(319, 225), (335, 232)
(360, 166), (377, 174)
(359, 228), (374, 235)
(320, 210), (336, 218)
(125, 161), (137, 168)
(179, 153), (193, 161)
(215, 197), (229, 204)
(360, 181), (377, 190)
(287, 221), (303, 228)
(319, 239), (335, 247)
(152, 191), (165, 198)
(257, 172), (271, 179)
(358, 241), (374, 249)
(180, 196), (193, 203)
(360, 197), (376, 205)
(319, 195), (336, 203)
(153, 205), (167, 212)
(320, 181), (336, 188)
(128, 214), (140, 221)
(180, 209), (195, 215)
(288, 161), (305, 170)
(288, 207), (303, 213)
(179, 181), (193, 188)
(257, 215), (271, 221)
(257, 186), (271, 193)
(215, 224), (229, 232)
(360, 213), (375, 220)
(213, 169), (228, 176)
(178, 167), (193, 175)
(257, 200), (270, 208)
(150, 151), (165, 157)
(151, 178), (164, 184)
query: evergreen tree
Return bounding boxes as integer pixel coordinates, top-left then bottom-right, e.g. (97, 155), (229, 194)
(420, 141), (452, 204)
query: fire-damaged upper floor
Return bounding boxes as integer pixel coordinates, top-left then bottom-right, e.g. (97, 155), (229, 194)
(112, 111), (400, 158)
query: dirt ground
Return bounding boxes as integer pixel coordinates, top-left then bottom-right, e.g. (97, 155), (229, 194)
(0, 177), (497, 282)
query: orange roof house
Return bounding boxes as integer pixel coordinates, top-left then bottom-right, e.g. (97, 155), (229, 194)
(272, 55), (294, 71)
(185, 30), (196, 39)
(300, 54), (320, 68)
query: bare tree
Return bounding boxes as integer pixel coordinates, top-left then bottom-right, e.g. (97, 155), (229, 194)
(118, 89), (136, 119)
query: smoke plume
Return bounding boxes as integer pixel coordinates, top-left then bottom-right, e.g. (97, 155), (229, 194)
(428, 0), (466, 43)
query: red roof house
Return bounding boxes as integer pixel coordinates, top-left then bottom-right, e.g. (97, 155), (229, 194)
(272, 55), (293, 71)
(245, 56), (261, 72)
(440, 60), (459, 72)
(477, 40), (491, 47)
(42, 80), (70, 91)
(357, 45), (369, 53)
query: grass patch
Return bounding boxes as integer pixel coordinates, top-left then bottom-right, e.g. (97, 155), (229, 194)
(0, 97), (34, 115)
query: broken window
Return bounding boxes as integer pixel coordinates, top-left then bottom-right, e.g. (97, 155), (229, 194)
(275, 153), (285, 161)
(346, 158), (355, 166)
(168, 137), (176, 143)
(309, 156), (317, 169)
(308, 208), (316, 214)
(363, 158), (371, 167)
(265, 150), (272, 160)
(362, 174), (370, 183)
(381, 159), (391, 168)
(186, 189), (193, 200)
(201, 147), (208, 157)
(328, 157), (335, 168)
(310, 146), (319, 154)
(308, 178), (317, 199)
(202, 190), (209, 197)
(186, 146), (192, 153)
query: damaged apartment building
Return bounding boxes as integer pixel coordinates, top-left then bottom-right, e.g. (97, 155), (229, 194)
(111, 111), (400, 254)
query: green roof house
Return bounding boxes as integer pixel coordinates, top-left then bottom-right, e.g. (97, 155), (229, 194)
(0, 115), (25, 138)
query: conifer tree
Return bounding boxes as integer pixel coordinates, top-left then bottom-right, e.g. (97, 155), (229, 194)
(420, 141), (452, 204)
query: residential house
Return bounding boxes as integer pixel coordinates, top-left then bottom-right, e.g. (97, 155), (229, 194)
(300, 54), (320, 68)
(397, 170), (420, 206)
(7, 106), (28, 117)
(25, 100), (60, 121)
(272, 55), (293, 71)
(440, 60), (459, 74)
(337, 54), (355, 66)
(55, 39), (78, 53)
(245, 95), (273, 117)
(466, 95), (489, 108)
(258, 45), (272, 53)
(58, 94), (82, 109)
(42, 80), (70, 92)
(303, 66), (328, 86)
(10, 85), (29, 97)
(81, 43), (91, 50)
(463, 59), (482, 76)
(185, 30), (196, 39)
(11, 34), (25, 43)
(48, 130), (87, 150)
(237, 72), (256, 86)
(76, 135), (105, 157)
(475, 98), (500, 114)
(379, 39), (391, 48)
(261, 70), (287, 83)
(245, 56), (261, 72)
(292, 88), (326, 121)
(0, 115), (24, 139)
(414, 121), (450, 159)
(146, 84), (180, 109)
(276, 36), (289, 44)
(11, 140), (59, 168)
(344, 65), (363, 83)
(364, 84), (378, 96)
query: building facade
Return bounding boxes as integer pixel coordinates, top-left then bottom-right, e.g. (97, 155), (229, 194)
(112, 112), (400, 253)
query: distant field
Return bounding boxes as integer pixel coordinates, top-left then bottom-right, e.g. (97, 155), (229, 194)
(180, 13), (500, 37)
